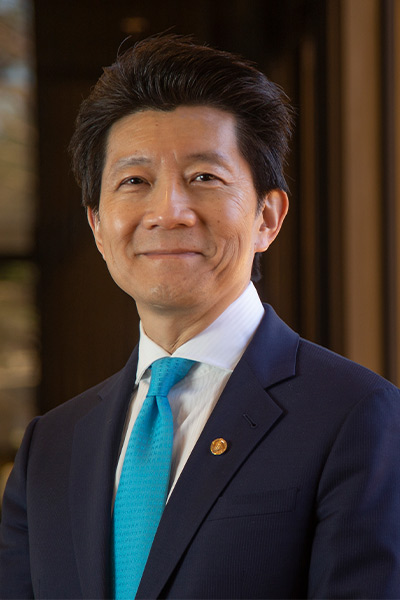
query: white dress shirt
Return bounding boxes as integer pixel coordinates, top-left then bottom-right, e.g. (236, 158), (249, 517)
(114, 283), (265, 501)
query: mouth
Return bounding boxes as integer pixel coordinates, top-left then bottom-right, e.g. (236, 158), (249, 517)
(139, 250), (203, 258)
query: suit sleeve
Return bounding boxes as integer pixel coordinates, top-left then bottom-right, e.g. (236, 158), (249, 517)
(0, 417), (40, 599)
(308, 385), (400, 599)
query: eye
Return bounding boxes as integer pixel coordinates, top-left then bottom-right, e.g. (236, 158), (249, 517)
(119, 176), (147, 187)
(193, 173), (218, 183)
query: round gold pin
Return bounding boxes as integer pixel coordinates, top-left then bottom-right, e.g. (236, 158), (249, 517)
(210, 438), (228, 455)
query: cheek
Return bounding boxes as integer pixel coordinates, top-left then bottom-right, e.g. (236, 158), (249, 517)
(212, 223), (254, 266)
(214, 189), (256, 229)
(212, 202), (255, 242)
(101, 209), (139, 246)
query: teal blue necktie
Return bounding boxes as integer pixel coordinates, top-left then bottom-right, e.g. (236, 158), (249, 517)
(112, 357), (195, 600)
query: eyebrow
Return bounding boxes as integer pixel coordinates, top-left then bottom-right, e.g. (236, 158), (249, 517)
(107, 150), (232, 177)
(184, 151), (232, 168)
(109, 155), (151, 174)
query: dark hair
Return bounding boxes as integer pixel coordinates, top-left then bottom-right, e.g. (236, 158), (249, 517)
(69, 34), (293, 280)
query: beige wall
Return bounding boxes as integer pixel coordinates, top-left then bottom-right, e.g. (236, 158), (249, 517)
(326, 0), (399, 384)
(341, 0), (384, 374)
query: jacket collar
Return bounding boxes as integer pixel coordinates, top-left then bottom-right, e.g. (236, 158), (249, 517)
(69, 347), (138, 599)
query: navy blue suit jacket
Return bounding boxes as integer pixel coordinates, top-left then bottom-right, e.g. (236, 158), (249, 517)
(1, 305), (400, 599)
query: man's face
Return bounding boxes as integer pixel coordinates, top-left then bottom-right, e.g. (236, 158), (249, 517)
(88, 106), (287, 322)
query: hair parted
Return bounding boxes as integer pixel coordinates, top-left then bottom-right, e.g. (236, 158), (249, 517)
(69, 34), (293, 281)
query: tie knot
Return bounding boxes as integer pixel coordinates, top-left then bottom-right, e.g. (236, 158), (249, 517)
(148, 357), (195, 397)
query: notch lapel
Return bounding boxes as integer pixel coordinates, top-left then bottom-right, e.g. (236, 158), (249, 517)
(69, 348), (138, 599)
(137, 306), (299, 599)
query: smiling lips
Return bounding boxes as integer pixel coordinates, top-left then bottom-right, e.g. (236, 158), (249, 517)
(139, 249), (203, 257)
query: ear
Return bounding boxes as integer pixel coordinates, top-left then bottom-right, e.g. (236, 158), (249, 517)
(255, 189), (289, 253)
(87, 207), (105, 258)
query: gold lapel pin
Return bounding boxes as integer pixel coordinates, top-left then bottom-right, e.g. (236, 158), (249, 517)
(210, 438), (228, 455)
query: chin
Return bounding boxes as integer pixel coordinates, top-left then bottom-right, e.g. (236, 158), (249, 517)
(137, 282), (205, 312)
(151, 285), (198, 307)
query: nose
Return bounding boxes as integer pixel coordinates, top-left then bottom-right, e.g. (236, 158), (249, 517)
(142, 180), (197, 229)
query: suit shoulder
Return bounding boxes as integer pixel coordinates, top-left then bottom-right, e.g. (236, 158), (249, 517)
(38, 366), (126, 425)
(296, 336), (399, 398)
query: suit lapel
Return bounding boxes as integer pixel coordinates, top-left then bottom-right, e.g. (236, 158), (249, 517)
(69, 348), (138, 599)
(137, 305), (299, 599)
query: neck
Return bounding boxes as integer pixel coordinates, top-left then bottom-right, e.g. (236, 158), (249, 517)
(137, 297), (240, 354)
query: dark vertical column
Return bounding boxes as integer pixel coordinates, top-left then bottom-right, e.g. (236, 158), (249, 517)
(381, 0), (398, 382)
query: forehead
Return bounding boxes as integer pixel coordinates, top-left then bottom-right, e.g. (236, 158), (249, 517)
(103, 105), (242, 167)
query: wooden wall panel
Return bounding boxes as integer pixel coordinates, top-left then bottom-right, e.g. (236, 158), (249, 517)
(341, 0), (384, 374)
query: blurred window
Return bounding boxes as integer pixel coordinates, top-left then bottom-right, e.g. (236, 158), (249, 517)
(0, 0), (37, 500)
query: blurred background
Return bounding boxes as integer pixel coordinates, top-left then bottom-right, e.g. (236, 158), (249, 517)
(0, 0), (399, 498)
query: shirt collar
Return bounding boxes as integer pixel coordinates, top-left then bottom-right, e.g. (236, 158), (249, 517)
(135, 283), (265, 383)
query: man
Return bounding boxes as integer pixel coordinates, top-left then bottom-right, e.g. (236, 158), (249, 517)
(1, 35), (400, 600)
